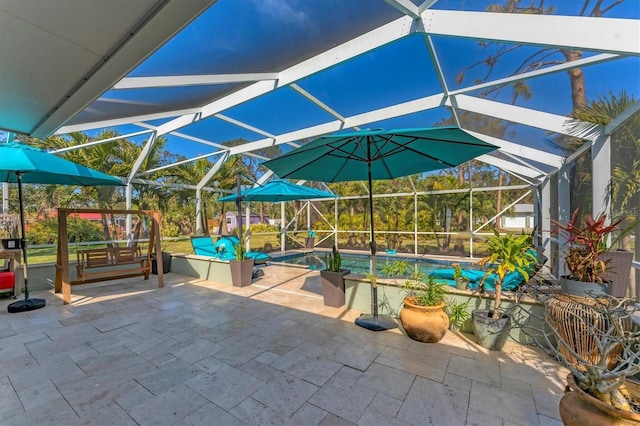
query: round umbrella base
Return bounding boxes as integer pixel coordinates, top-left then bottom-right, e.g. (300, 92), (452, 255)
(8, 297), (46, 313)
(355, 314), (398, 331)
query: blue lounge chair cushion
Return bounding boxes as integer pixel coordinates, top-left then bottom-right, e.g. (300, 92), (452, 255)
(214, 238), (236, 254)
(191, 236), (220, 257)
(192, 235), (271, 263)
(435, 278), (457, 287)
(222, 235), (240, 244)
(431, 267), (525, 291)
(245, 251), (272, 262)
(431, 268), (480, 282)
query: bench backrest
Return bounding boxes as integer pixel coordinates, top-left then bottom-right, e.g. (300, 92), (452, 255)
(79, 247), (143, 267)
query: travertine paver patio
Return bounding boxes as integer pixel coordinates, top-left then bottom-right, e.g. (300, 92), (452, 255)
(0, 264), (568, 425)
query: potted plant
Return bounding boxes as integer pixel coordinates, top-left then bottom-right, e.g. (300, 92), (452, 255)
(540, 293), (640, 423)
(383, 260), (469, 343)
(229, 242), (254, 287)
(552, 208), (624, 297)
(472, 230), (538, 351)
(319, 245), (350, 307)
(452, 263), (469, 290)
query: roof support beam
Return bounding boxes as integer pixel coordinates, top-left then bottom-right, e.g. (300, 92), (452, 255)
(127, 131), (158, 184)
(605, 99), (640, 135)
(464, 130), (563, 168)
(114, 73), (280, 89)
(290, 84), (348, 124)
(154, 15), (414, 137)
(476, 154), (543, 180)
(57, 108), (200, 134)
(421, 10), (640, 55)
(197, 152), (230, 191)
(448, 53), (621, 97)
(50, 129), (154, 154)
(450, 94), (594, 139)
(383, 0), (420, 18)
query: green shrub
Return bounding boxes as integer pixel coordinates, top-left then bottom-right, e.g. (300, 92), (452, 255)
(28, 217), (103, 244)
(249, 223), (279, 233)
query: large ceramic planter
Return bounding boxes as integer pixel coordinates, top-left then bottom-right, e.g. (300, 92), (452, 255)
(320, 269), (349, 307)
(600, 250), (634, 298)
(400, 298), (449, 343)
(230, 259), (254, 287)
(559, 373), (640, 425)
(471, 309), (512, 351)
(560, 276), (609, 297)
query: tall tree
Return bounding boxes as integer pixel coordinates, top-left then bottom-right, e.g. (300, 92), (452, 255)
(459, 0), (628, 113)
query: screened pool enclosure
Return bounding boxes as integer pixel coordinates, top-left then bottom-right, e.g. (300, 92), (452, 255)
(0, 1), (638, 293)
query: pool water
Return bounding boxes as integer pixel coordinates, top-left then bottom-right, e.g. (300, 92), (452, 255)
(274, 251), (474, 277)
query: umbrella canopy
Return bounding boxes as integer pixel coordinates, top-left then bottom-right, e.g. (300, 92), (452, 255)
(263, 127), (498, 182)
(264, 126), (498, 331)
(217, 180), (336, 203)
(0, 143), (123, 186)
(0, 142), (123, 312)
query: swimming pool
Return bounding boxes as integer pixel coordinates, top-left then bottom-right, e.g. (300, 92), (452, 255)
(273, 251), (475, 277)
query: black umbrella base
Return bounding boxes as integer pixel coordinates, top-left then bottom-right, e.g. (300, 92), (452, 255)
(355, 314), (398, 331)
(8, 297), (46, 313)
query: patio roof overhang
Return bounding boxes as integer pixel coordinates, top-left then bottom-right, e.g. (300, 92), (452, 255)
(0, 0), (215, 138)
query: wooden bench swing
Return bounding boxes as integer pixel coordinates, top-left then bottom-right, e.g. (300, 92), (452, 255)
(54, 208), (164, 304)
(75, 246), (149, 283)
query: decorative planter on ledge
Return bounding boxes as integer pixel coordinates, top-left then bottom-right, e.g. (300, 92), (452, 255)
(559, 276), (608, 297)
(230, 259), (254, 287)
(320, 269), (350, 307)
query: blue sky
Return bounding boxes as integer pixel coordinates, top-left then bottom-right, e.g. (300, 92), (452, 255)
(78, 0), (639, 161)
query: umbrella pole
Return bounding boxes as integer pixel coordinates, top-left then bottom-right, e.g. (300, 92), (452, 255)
(236, 173), (243, 245)
(7, 173), (46, 312)
(354, 144), (397, 331)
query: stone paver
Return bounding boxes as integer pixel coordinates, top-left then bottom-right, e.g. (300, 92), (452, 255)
(0, 266), (568, 425)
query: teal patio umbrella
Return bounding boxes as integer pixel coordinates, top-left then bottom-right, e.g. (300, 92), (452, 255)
(217, 180), (336, 203)
(264, 126), (498, 331)
(0, 142), (124, 312)
(217, 179), (336, 247)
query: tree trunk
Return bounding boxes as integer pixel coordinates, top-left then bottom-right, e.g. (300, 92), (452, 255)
(495, 171), (503, 230)
(218, 205), (229, 235)
(259, 202), (264, 224)
(100, 214), (113, 248)
(563, 50), (586, 112)
(492, 281), (502, 319)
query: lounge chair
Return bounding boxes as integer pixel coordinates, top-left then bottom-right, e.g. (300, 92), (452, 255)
(431, 247), (542, 291)
(190, 236), (272, 264)
(431, 268), (526, 291)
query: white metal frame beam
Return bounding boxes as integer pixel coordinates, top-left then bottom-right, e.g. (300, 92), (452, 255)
(114, 73), (280, 89)
(450, 94), (595, 139)
(421, 10), (640, 55)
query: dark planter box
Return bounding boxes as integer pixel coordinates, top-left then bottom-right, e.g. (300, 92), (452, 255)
(320, 269), (350, 307)
(152, 252), (171, 275)
(1, 239), (21, 250)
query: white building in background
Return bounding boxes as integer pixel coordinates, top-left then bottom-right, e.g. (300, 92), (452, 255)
(500, 204), (534, 230)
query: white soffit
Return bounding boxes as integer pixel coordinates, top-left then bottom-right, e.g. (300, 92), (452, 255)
(0, 0), (215, 138)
